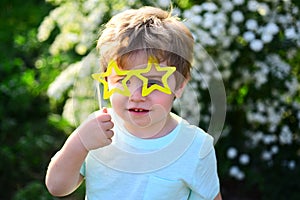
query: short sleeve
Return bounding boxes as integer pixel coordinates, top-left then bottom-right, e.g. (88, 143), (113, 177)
(80, 160), (86, 176)
(189, 135), (220, 200)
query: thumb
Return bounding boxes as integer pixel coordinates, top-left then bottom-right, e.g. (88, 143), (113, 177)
(87, 107), (108, 120)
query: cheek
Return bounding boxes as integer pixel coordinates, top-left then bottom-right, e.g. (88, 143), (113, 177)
(150, 92), (175, 108)
(110, 94), (127, 107)
(167, 75), (178, 93)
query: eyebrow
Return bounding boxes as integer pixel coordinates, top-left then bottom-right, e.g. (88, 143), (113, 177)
(109, 74), (126, 78)
(142, 75), (163, 79)
(107, 75), (125, 82)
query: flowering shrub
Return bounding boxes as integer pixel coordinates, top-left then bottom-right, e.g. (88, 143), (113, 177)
(179, 1), (300, 199)
(38, 0), (300, 199)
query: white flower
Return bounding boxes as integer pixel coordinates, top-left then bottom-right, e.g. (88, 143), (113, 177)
(195, 29), (216, 46)
(285, 77), (299, 95)
(222, 1), (234, 12)
(191, 5), (202, 14)
(233, 0), (245, 6)
(248, 0), (258, 12)
(211, 26), (224, 37)
(250, 39), (264, 52)
(271, 145), (279, 154)
(157, 0), (170, 7)
(247, 111), (267, 123)
(75, 43), (88, 55)
(215, 12), (228, 23)
(229, 166), (239, 176)
(257, 3), (270, 16)
(257, 101), (265, 112)
(239, 154), (250, 165)
(82, 0), (97, 12)
(47, 62), (81, 99)
(265, 22), (279, 35)
(243, 31), (255, 42)
(183, 10), (193, 19)
(267, 107), (282, 128)
(87, 7), (104, 25)
(254, 70), (267, 87)
(261, 33), (273, 43)
(202, 2), (218, 12)
(229, 166), (245, 180)
(191, 15), (202, 25)
(227, 147), (238, 159)
(229, 25), (240, 36)
(288, 160), (296, 170)
(37, 16), (55, 42)
(202, 13), (215, 28)
(231, 11), (244, 23)
(236, 171), (245, 180)
(285, 27), (297, 39)
(221, 36), (232, 48)
(267, 54), (290, 79)
(269, 124), (277, 133)
(279, 126), (293, 145)
(200, 60), (211, 73)
(246, 19), (258, 30)
(222, 69), (231, 79)
(262, 134), (277, 145)
(175, 8), (182, 17)
(261, 150), (272, 161)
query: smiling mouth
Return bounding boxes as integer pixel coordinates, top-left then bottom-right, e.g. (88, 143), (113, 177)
(128, 108), (150, 113)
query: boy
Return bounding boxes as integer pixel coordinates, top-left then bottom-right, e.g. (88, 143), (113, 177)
(45, 6), (222, 200)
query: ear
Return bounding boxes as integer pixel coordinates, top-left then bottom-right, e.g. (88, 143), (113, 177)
(174, 79), (189, 98)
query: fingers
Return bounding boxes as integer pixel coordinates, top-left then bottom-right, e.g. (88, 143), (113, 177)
(102, 122), (114, 142)
(98, 113), (112, 122)
(96, 108), (114, 131)
(77, 108), (115, 150)
(95, 108), (114, 145)
(105, 130), (114, 140)
(101, 120), (114, 130)
(100, 129), (114, 146)
(93, 107), (112, 122)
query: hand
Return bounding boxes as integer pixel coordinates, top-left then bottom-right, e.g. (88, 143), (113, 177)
(76, 108), (114, 151)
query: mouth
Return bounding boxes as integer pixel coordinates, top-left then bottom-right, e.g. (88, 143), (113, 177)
(128, 108), (150, 113)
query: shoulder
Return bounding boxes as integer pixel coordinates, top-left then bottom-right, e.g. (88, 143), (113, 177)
(179, 119), (215, 159)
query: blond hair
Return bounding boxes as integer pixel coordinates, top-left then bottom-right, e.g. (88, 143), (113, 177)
(97, 6), (194, 82)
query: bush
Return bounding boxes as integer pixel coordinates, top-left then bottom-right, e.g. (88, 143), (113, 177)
(37, 0), (300, 199)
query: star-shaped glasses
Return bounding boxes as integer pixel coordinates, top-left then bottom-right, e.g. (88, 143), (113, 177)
(92, 56), (176, 99)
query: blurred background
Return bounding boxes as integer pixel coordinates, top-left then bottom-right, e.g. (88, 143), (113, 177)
(1, 0), (299, 199)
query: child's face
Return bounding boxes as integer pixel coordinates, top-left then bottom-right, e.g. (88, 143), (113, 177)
(107, 54), (183, 138)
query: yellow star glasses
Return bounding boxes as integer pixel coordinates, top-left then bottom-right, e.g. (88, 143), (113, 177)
(92, 56), (176, 99)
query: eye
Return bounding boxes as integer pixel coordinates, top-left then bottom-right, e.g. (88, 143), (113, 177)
(117, 79), (131, 86)
(116, 78), (123, 83)
(147, 79), (162, 87)
(115, 77), (125, 84)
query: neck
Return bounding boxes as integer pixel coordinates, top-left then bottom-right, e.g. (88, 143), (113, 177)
(125, 113), (178, 139)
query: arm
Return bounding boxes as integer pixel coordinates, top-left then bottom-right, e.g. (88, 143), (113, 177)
(45, 133), (87, 196)
(45, 108), (114, 196)
(214, 192), (222, 200)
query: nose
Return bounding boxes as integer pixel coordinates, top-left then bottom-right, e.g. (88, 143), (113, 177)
(129, 83), (146, 102)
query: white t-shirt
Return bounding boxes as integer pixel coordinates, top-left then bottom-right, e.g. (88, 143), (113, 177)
(80, 109), (220, 200)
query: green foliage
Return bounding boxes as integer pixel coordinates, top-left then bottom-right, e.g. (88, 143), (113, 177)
(13, 181), (53, 200)
(37, 0), (300, 199)
(2, 0), (300, 199)
(0, 0), (72, 199)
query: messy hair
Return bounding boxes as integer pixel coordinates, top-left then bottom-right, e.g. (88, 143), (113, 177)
(97, 6), (194, 82)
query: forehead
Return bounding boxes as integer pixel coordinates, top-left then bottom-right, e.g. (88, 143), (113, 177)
(119, 51), (166, 70)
